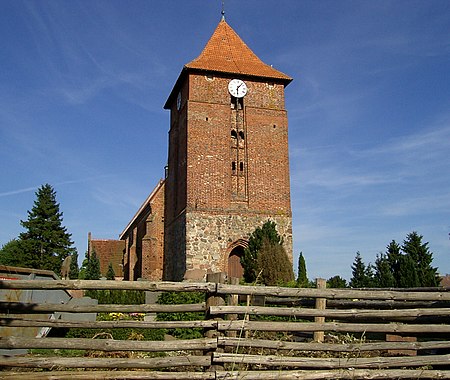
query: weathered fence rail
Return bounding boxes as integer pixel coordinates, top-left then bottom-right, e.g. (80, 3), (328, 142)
(1, 275), (450, 379)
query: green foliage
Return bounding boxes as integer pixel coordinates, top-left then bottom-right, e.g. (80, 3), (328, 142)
(85, 250), (101, 280)
(2, 184), (75, 274)
(402, 231), (440, 287)
(349, 252), (374, 288)
(86, 289), (145, 305)
(373, 253), (396, 288)
(257, 237), (294, 286)
(296, 252), (308, 287)
(0, 239), (24, 266)
(106, 262), (115, 280)
(397, 254), (419, 287)
(241, 220), (291, 284)
(356, 232), (440, 289)
(68, 252), (79, 279)
(156, 291), (205, 339)
(327, 275), (347, 288)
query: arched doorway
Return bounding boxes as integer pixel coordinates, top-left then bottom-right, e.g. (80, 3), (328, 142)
(228, 246), (244, 279)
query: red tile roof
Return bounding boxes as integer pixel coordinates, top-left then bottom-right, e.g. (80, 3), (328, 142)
(185, 19), (292, 82)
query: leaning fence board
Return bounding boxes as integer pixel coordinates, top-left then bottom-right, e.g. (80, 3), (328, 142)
(210, 305), (450, 320)
(217, 284), (450, 301)
(0, 302), (206, 314)
(213, 352), (450, 369)
(218, 336), (450, 352)
(214, 369), (450, 379)
(1, 355), (211, 369)
(0, 337), (217, 352)
(0, 372), (215, 380)
(0, 279), (215, 292)
(218, 320), (450, 333)
(0, 317), (216, 329)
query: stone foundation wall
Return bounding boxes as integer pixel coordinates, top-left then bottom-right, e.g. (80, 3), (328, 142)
(184, 211), (292, 280)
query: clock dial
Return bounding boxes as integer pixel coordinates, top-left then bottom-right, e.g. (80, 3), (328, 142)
(228, 79), (247, 98)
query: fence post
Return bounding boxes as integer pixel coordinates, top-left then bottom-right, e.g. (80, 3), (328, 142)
(227, 277), (239, 338)
(205, 272), (226, 371)
(314, 278), (326, 342)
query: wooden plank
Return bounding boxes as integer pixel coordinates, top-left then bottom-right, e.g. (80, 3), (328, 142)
(215, 369), (450, 379)
(0, 279), (215, 292)
(216, 284), (450, 301)
(213, 352), (450, 369)
(0, 317), (216, 329)
(209, 305), (450, 320)
(2, 370), (450, 380)
(217, 320), (450, 334)
(0, 372), (215, 380)
(0, 355), (211, 369)
(0, 337), (217, 352)
(218, 337), (450, 352)
(0, 302), (206, 314)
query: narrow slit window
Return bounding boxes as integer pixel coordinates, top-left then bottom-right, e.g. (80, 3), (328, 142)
(231, 130), (237, 139)
(239, 162), (244, 171)
(238, 131), (244, 140)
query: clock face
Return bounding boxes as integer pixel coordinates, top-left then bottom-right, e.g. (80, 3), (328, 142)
(228, 79), (248, 98)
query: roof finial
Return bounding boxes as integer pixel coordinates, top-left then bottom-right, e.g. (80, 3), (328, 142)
(221, 0), (225, 20)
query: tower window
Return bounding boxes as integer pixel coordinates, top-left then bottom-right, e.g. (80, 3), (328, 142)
(239, 162), (244, 171)
(238, 131), (245, 140)
(232, 161), (236, 173)
(231, 130), (237, 139)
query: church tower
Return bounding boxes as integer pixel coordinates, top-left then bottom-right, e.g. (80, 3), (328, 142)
(163, 18), (293, 281)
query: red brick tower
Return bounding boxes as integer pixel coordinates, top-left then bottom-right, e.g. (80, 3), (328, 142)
(163, 18), (293, 281)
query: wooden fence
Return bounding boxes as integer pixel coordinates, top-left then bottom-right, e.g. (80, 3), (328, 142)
(1, 273), (450, 379)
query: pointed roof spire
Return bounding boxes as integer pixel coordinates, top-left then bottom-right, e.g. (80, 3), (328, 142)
(185, 19), (292, 83)
(221, 1), (225, 21)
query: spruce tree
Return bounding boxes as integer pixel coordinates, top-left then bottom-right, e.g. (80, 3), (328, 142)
(349, 252), (373, 288)
(385, 240), (401, 287)
(85, 251), (101, 280)
(374, 253), (396, 288)
(397, 254), (420, 288)
(19, 184), (75, 274)
(297, 252), (308, 287)
(68, 252), (80, 279)
(402, 232), (440, 287)
(106, 262), (115, 280)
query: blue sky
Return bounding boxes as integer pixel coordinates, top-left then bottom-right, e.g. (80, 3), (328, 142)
(1, 1), (449, 281)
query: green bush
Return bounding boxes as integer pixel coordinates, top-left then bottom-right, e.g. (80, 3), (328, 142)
(156, 291), (205, 339)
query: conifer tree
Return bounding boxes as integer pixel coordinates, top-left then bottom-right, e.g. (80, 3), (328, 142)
(85, 251), (101, 280)
(349, 252), (373, 288)
(297, 252), (308, 287)
(18, 184), (75, 274)
(68, 252), (79, 279)
(106, 262), (115, 280)
(374, 253), (396, 288)
(397, 254), (420, 288)
(241, 220), (284, 283)
(402, 232), (439, 287)
(256, 237), (294, 286)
